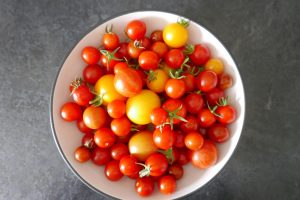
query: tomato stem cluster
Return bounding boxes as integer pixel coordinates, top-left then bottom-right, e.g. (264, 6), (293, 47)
(207, 97), (228, 118)
(177, 17), (190, 28)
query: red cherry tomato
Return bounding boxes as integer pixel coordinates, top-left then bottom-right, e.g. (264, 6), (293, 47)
(104, 160), (123, 181)
(94, 128), (116, 148)
(74, 146), (91, 163)
(140, 37), (152, 50)
(183, 73), (196, 92)
(150, 30), (163, 42)
(153, 125), (176, 150)
(208, 124), (230, 143)
(83, 106), (107, 129)
(111, 116), (131, 137)
(165, 79), (186, 99)
(197, 108), (216, 128)
(216, 105), (236, 124)
(176, 148), (190, 165)
(119, 155), (140, 176)
(82, 64), (104, 84)
(184, 131), (204, 150)
(135, 177), (154, 197)
(151, 41), (168, 58)
(107, 99), (126, 119)
(117, 42), (130, 60)
(158, 175), (176, 194)
(218, 73), (233, 90)
(72, 85), (94, 106)
(196, 70), (218, 92)
(164, 49), (185, 69)
(191, 140), (217, 169)
(82, 133), (96, 149)
(102, 32), (120, 51)
(77, 118), (93, 134)
(91, 147), (111, 166)
(60, 102), (82, 122)
(168, 164), (184, 180)
(127, 40), (144, 59)
(150, 107), (168, 126)
(162, 99), (187, 124)
(125, 20), (146, 40)
(100, 51), (121, 73)
(189, 44), (211, 65)
(141, 153), (168, 177)
(206, 88), (225, 106)
(81, 46), (100, 64)
(110, 143), (129, 160)
(180, 115), (198, 133)
(184, 93), (204, 114)
(174, 130), (186, 148)
(138, 51), (159, 70)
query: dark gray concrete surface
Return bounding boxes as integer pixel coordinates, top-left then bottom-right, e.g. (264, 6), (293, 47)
(0, 0), (299, 199)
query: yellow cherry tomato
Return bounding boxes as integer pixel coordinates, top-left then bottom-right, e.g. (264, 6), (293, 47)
(94, 74), (126, 105)
(126, 90), (161, 125)
(204, 58), (224, 75)
(163, 23), (188, 48)
(146, 69), (169, 93)
(129, 131), (158, 161)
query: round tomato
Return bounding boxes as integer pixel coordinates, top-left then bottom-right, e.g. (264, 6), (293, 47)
(164, 49), (185, 69)
(127, 40), (144, 59)
(125, 20), (146, 40)
(72, 85), (94, 106)
(158, 175), (176, 194)
(189, 44), (211, 65)
(168, 164), (184, 180)
(184, 93), (204, 114)
(107, 99), (126, 119)
(138, 51), (159, 70)
(82, 133), (96, 149)
(150, 30), (163, 42)
(216, 105), (236, 124)
(135, 177), (154, 197)
(81, 46), (100, 64)
(119, 155), (140, 176)
(94, 128), (116, 148)
(74, 146), (91, 163)
(204, 58), (224, 75)
(150, 107), (168, 126)
(77, 118), (93, 134)
(150, 41), (168, 58)
(206, 88), (225, 106)
(110, 143), (129, 160)
(208, 124), (229, 143)
(184, 131), (204, 150)
(153, 125), (176, 150)
(146, 69), (168, 93)
(126, 90), (161, 125)
(102, 32), (119, 51)
(83, 106), (107, 129)
(83, 64), (104, 84)
(60, 102), (82, 122)
(197, 108), (216, 128)
(128, 131), (158, 161)
(140, 37), (152, 50)
(180, 115), (198, 133)
(191, 140), (217, 169)
(218, 73), (233, 90)
(165, 78), (186, 99)
(100, 50), (121, 73)
(105, 160), (123, 181)
(163, 23), (188, 48)
(91, 147), (111, 166)
(117, 42), (130, 60)
(183, 73), (196, 92)
(162, 99), (187, 124)
(111, 116), (131, 136)
(140, 153), (168, 177)
(196, 70), (218, 92)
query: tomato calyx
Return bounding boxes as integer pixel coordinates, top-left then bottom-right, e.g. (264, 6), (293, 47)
(133, 40), (146, 49)
(216, 97), (228, 107)
(83, 138), (95, 149)
(207, 97), (228, 118)
(177, 17), (190, 28)
(100, 47), (123, 65)
(146, 70), (157, 82)
(137, 163), (151, 177)
(183, 44), (194, 55)
(70, 77), (83, 95)
(164, 104), (187, 129)
(158, 148), (174, 164)
(89, 92), (105, 107)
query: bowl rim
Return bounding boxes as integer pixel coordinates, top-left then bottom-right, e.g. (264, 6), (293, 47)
(49, 9), (246, 200)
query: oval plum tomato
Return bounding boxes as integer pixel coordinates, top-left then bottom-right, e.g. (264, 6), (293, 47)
(150, 41), (168, 58)
(83, 106), (107, 129)
(140, 153), (168, 177)
(138, 51), (159, 70)
(150, 30), (163, 42)
(111, 116), (131, 137)
(135, 177), (154, 197)
(82, 64), (104, 84)
(81, 46), (100, 64)
(183, 73), (196, 92)
(168, 164), (184, 180)
(127, 40), (144, 59)
(140, 37), (151, 50)
(197, 108), (216, 128)
(216, 105), (236, 124)
(162, 99), (187, 124)
(189, 44), (211, 65)
(102, 31), (120, 51)
(163, 22), (188, 48)
(150, 107), (168, 126)
(74, 146), (91, 163)
(196, 70), (218, 92)
(174, 130), (186, 148)
(176, 148), (190, 165)
(91, 147), (111, 166)
(82, 133), (96, 149)
(119, 155), (140, 176)
(110, 143), (129, 160)
(184, 93), (204, 114)
(191, 140), (217, 169)
(208, 124), (229, 143)
(129, 131), (158, 161)
(204, 58), (224, 75)
(117, 42), (130, 60)
(206, 88), (225, 106)
(165, 78), (186, 99)
(107, 100), (126, 119)
(158, 175), (177, 194)
(94, 127), (116, 148)
(60, 102), (82, 122)
(72, 85), (94, 107)
(146, 69), (168, 93)
(184, 131), (204, 150)
(94, 74), (126, 105)
(164, 49), (185, 69)
(114, 66), (142, 97)
(153, 125), (176, 150)
(218, 73), (233, 90)
(77, 118), (93, 134)
(125, 20), (146, 40)
(105, 160), (123, 181)
(126, 90), (161, 125)
(180, 115), (198, 133)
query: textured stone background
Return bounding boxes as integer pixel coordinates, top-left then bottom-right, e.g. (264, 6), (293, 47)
(0, 0), (299, 199)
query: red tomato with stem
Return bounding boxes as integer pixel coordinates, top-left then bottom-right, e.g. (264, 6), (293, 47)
(117, 42), (130, 60)
(107, 99), (126, 119)
(111, 116), (131, 137)
(196, 70), (218, 92)
(139, 153), (168, 177)
(94, 128), (116, 148)
(138, 51), (159, 70)
(184, 93), (204, 114)
(158, 175), (176, 194)
(81, 46), (100, 64)
(208, 124), (230, 143)
(165, 78), (186, 99)
(72, 85), (94, 107)
(91, 147), (111, 166)
(140, 37), (151, 50)
(125, 20), (146, 40)
(189, 44), (211, 65)
(162, 99), (187, 125)
(119, 155), (140, 176)
(206, 88), (225, 106)
(150, 107), (168, 126)
(110, 143), (129, 160)
(60, 102), (82, 122)
(150, 30), (163, 42)
(216, 105), (236, 124)
(197, 108), (216, 128)
(127, 40), (144, 59)
(104, 160), (123, 181)
(153, 125), (176, 150)
(151, 41), (169, 58)
(164, 49), (185, 69)
(100, 50), (121, 73)
(135, 177), (154, 197)
(102, 31), (119, 51)
(74, 146), (91, 163)
(191, 140), (217, 169)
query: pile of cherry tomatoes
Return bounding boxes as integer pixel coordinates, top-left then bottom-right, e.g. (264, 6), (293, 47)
(60, 18), (236, 197)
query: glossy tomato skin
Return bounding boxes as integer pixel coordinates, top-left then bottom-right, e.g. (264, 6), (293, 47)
(206, 88), (225, 106)
(150, 30), (163, 42)
(140, 37), (152, 50)
(83, 106), (107, 129)
(208, 124), (229, 143)
(218, 73), (233, 90)
(82, 133), (96, 149)
(164, 49), (185, 69)
(153, 125), (176, 150)
(146, 69), (169, 93)
(162, 99), (187, 124)
(135, 177), (154, 197)
(150, 107), (168, 126)
(102, 32), (119, 51)
(94, 128), (116, 148)
(183, 73), (196, 92)
(138, 51), (159, 70)
(184, 93), (204, 114)
(191, 140), (217, 169)
(77, 118), (93, 134)
(91, 147), (111, 166)
(110, 143), (129, 160)
(196, 70), (218, 92)
(81, 46), (100, 64)
(100, 52), (121, 73)
(163, 23), (188, 48)
(83, 64), (104, 84)
(60, 102), (82, 122)
(151, 41), (169, 58)
(197, 108), (216, 128)
(165, 79), (186, 99)
(180, 115), (198, 133)
(145, 153), (168, 177)
(125, 20), (146, 40)
(111, 116), (131, 136)
(158, 175), (177, 194)
(204, 58), (224, 75)
(117, 42), (130, 60)
(119, 155), (140, 176)
(168, 164), (184, 180)
(107, 99), (126, 119)
(216, 105), (236, 124)
(74, 146), (91, 163)
(72, 85), (94, 106)
(104, 160), (123, 181)
(127, 40), (143, 59)
(184, 131), (204, 150)
(174, 130), (186, 148)
(189, 44), (211, 65)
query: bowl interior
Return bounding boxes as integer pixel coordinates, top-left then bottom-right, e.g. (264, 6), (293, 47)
(51, 11), (245, 200)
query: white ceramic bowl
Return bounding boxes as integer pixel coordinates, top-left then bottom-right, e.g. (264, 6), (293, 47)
(50, 11), (245, 200)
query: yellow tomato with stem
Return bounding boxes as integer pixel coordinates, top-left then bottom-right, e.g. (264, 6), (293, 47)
(163, 20), (189, 48)
(126, 90), (161, 125)
(146, 69), (169, 93)
(94, 74), (126, 105)
(204, 58), (224, 75)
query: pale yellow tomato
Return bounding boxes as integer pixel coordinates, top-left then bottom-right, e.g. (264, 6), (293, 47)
(204, 58), (224, 75)
(146, 69), (169, 93)
(129, 131), (158, 161)
(126, 90), (161, 125)
(94, 74), (126, 105)
(163, 23), (188, 48)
